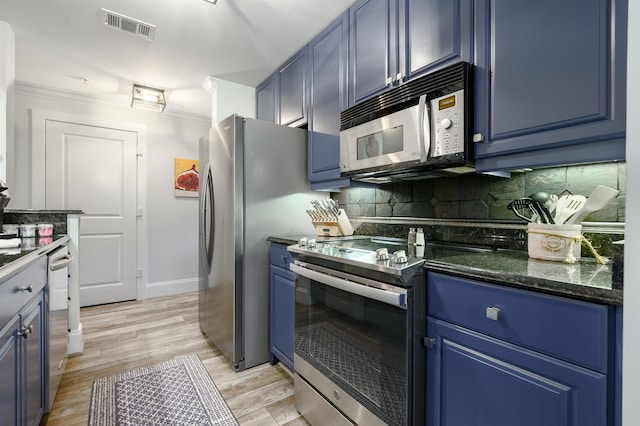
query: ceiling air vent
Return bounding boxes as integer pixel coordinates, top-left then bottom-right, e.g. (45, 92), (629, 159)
(100, 8), (156, 41)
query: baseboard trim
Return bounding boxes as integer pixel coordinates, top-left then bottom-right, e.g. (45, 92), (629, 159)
(144, 278), (198, 299)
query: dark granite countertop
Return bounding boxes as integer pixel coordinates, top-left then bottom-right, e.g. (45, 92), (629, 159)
(425, 249), (620, 305)
(0, 235), (70, 282)
(4, 209), (84, 214)
(268, 234), (621, 306)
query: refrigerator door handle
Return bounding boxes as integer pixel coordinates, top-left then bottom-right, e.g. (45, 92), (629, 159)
(200, 163), (215, 272)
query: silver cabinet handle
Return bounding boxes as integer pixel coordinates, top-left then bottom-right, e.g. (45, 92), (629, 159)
(486, 307), (501, 321)
(18, 285), (33, 293)
(18, 324), (33, 338)
(50, 255), (73, 271)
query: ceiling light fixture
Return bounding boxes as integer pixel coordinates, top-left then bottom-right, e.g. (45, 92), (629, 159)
(131, 84), (166, 112)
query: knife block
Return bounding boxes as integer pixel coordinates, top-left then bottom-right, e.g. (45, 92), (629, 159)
(312, 209), (354, 237)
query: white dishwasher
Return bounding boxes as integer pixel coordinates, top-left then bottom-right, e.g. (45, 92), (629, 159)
(46, 243), (72, 413)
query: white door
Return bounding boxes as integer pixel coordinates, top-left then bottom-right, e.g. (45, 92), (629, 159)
(45, 120), (137, 306)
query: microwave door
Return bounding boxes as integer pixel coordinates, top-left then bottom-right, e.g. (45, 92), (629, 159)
(340, 104), (426, 175)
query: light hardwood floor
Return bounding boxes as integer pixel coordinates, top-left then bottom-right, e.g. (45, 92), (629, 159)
(43, 291), (310, 426)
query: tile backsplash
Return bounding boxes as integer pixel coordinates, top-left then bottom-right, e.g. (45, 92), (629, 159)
(333, 162), (626, 223)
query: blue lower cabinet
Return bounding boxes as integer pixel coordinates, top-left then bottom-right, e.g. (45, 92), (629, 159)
(0, 316), (20, 425)
(425, 272), (616, 426)
(426, 317), (607, 426)
(0, 256), (47, 426)
(269, 243), (295, 371)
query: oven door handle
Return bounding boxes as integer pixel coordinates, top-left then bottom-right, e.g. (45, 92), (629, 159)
(290, 263), (406, 308)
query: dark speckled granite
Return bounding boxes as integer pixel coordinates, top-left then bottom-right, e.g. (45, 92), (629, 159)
(3, 209), (83, 235)
(0, 235), (69, 275)
(425, 249), (621, 305)
(612, 240), (624, 290)
(269, 220), (623, 305)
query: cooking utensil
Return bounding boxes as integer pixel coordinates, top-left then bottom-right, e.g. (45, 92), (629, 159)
(553, 194), (587, 224)
(565, 185), (619, 225)
(329, 199), (340, 215)
(548, 194), (559, 214)
(507, 198), (540, 223)
(528, 193), (555, 224)
(323, 200), (338, 220)
(529, 191), (551, 207)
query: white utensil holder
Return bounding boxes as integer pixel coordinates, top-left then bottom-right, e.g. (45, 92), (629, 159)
(527, 223), (582, 263)
(312, 209), (354, 237)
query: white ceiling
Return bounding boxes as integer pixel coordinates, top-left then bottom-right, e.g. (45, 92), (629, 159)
(0, 0), (352, 117)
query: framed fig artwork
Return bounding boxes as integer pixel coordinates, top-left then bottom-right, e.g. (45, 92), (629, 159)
(174, 158), (199, 197)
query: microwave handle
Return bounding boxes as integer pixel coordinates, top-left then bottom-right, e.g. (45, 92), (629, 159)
(418, 94), (430, 163)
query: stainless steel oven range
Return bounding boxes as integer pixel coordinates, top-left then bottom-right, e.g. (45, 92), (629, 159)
(288, 237), (426, 426)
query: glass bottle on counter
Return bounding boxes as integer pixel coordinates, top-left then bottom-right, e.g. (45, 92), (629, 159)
(416, 228), (425, 246)
(408, 227), (416, 245)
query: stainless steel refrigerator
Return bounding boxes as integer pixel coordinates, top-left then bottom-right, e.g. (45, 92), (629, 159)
(198, 114), (321, 371)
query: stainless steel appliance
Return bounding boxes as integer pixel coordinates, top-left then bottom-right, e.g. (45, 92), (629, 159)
(340, 62), (474, 183)
(198, 114), (320, 371)
(288, 237), (427, 426)
(45, 242), (72, 414)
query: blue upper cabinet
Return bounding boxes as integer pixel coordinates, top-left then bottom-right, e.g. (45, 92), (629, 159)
(279, 48), (307, 127)
(256, 74), (277, 123)
(349, 0), (396, 106)
(255, 48), (307, 127)
(473, 0), (628, 172)
(348, 0), (472, 106)
(403, 0), (472, 81)
(307, 12), (350, 186)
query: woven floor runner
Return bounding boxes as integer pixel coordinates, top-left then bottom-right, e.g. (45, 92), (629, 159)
(89, 353), (238, 426)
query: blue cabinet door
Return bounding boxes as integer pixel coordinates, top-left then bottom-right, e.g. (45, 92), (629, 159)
(349, 0), (472, 106)
(426, 317), (608, 426)
(474, 0), (627, 172)
(256, 74), (277, 123)
(403, 0), (472, 81)
(269, 266), (295, 371)
(307, 12), (349, 184)
(0, 317), (19, 426)
(349, 0), (396, 105)
(22, 295), (44, 426)
(269, 243), (296, 371)
(279, 49), (307, 127)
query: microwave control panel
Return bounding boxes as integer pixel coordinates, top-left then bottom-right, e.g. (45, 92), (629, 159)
(430, 89), (465, 157)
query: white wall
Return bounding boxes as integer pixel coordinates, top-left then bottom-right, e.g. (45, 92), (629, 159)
(0, 21), (15, 182)
(204, 77), (256, 123)
(10, 84), (210, 298)
(623, 0), (639, 424)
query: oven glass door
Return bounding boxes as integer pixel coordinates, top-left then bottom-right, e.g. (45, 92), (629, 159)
(294, 264), (408, 426)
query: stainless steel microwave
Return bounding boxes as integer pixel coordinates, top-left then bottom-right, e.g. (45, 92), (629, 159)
(339, 62), (474, 183)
